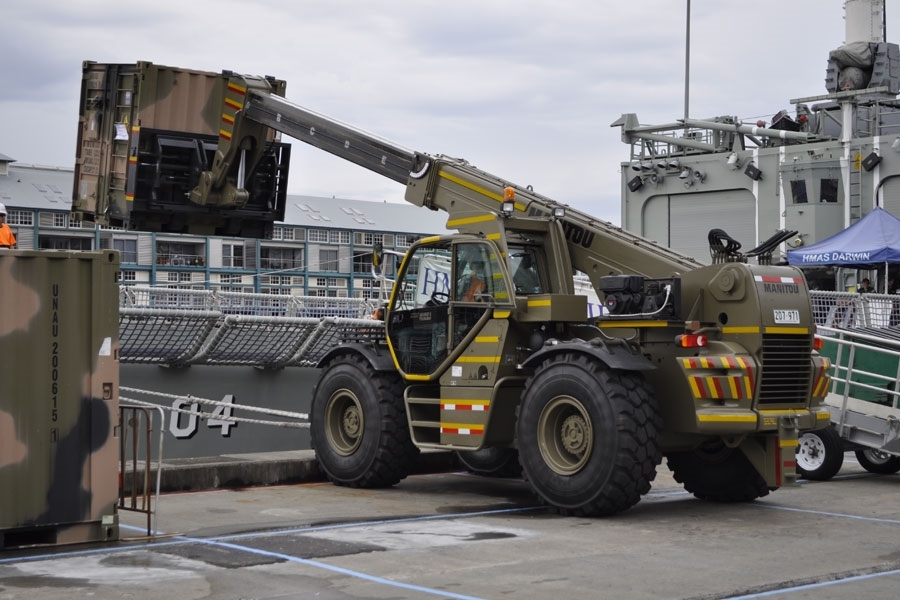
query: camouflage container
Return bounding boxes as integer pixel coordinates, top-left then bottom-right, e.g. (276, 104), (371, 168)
(0, 250), (120, 548)
(72, 61), (290, 238)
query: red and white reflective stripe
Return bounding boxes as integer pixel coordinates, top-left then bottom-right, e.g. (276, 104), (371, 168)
(441, 427), (484, 435)
(442, 404), (487, 411)
(754, 275), (803, 285)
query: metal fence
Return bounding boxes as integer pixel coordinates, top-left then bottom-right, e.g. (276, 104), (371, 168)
(118, 287), (383, 368)
(809, 290), (900, 330)
(120, 286), (375, 318)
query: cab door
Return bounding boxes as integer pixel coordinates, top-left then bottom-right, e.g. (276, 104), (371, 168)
(386, 239), (510, 379)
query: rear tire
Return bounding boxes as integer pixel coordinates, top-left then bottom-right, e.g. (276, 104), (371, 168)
(310, 355), (418, 488)
(855, 448), (900, 474)
(517, 353), (662, 517)
(667, 440), (770, 502)
(456, 447), (522, 478)
(796, 426), (844, 481)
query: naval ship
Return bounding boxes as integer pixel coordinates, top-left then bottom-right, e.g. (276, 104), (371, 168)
(615, 0), (898, 292)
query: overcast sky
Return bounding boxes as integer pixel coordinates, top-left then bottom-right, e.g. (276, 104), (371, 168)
(1, 1), (896, 224)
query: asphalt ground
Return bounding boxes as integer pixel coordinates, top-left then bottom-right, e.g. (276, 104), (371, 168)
(2, 454), (899, 600)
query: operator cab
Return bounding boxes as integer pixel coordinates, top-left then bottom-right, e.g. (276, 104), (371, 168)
(386, 238), (513, 377)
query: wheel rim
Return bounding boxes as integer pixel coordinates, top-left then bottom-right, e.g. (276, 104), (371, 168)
(797, 434), (826, 471)
(862, 449), (893, 465)
(324, 388), (364, 456)
(537, 395), (593, 475)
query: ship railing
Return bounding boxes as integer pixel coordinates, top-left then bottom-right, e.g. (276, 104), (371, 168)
(120, 285), (377, 318)
(118, 303), (386, 368)
(810, 290), (900, 330)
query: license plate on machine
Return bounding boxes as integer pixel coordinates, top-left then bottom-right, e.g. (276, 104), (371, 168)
(774, 309), (800, 324)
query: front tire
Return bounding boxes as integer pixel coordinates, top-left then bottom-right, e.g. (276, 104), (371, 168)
(517, 354), (662, 517)
(310, 355), (418, 488)
(667, 440), (770, 502)
(855, 448), (900, 474)
(796, 426), (844, 481)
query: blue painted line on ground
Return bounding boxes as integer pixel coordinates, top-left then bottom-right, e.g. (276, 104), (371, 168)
(214, 505), (540, 542)
(0, 505), (534, 600)
(204, 538), (487, 600)
(721, 567), (900, 599)
(754, 502), (900, 525)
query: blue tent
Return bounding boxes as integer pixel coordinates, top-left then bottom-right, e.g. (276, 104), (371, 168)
(787, 207), (900, 268)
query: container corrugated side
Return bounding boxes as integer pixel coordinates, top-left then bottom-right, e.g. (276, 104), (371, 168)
(0, 249), (120, 548)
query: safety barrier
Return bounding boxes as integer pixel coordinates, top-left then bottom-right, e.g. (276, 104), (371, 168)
(118, 405), (165, 538)
(810, 290), (900, 329)
(118, 287), (383, 368)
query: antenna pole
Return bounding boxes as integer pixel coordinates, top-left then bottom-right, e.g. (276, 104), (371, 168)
(684, 0), (691, 122)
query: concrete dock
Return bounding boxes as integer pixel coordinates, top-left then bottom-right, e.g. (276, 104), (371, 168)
(2, 453), (899, 599)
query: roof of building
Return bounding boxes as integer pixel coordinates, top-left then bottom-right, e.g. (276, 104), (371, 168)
(284, 194), (446, 234)
(0, 161), (447, 235)
(0, 162), (71, 209)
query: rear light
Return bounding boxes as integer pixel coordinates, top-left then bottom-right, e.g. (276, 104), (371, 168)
(676, 334), (707, 348)
(813, 336), (824, 351)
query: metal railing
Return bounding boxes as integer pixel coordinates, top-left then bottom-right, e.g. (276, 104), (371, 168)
(118, 405), (165, 538)
(120, 286), (375, 318)
(118, 287), (383, 368)
(810, 290), (900, 330)
(816, 325), (900, 455)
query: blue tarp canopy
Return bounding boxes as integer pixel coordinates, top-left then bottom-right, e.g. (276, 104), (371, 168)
(787, 207), (900, 267)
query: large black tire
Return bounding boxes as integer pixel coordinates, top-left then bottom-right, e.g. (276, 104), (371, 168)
(516, 354), (662, 517)
(855, 448), (900, 474)
(796, 426), (844, 481)
(667, 440), (770, 502)
(456, 447), (523, 478)
(310, 355), (418, 488)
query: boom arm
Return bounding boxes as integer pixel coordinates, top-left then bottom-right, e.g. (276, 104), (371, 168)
(194, 73), (705, 285)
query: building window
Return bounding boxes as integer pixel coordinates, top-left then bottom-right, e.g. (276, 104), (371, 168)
(113, 239), (138, 264)
(52, 213), (68, 228)
(309, 229), (328, 243)
(396, 234), (415, 248)
(7, 210), (33, 226)
(790, 180), (808, 204)
(329, 230), (350, 244)
(820, 179), (839, 203)
(353, 252), (373, 274)
(223, 243), (244, 268)
(319, 249), (339, 272)
(157, 271), (195, 292)
(217, 273), (245, 293)
(157, 241), (204, 266)
(361, 232), (384, 246)
(120, 270), (137, 282)
(39, 237), (92, 250)
(261, 247), (304, 270)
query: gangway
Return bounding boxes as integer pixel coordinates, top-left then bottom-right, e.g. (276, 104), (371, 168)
(800, 291), (900, 480)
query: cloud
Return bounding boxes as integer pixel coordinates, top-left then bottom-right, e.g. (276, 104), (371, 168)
(0, 0), (894, 225)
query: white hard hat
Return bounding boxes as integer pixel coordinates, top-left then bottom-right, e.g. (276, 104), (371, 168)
(0, 203), (6, 215)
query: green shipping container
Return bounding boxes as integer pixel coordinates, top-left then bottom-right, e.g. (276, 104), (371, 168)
(0, 250), (120, 548)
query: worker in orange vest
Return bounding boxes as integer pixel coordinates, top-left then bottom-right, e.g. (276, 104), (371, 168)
(0, 204), (16, 249)
(459, 259), (487, 301)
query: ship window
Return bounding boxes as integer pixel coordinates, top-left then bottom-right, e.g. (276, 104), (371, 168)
(820, 178), (838, 202)
(790, 180), (808, 204)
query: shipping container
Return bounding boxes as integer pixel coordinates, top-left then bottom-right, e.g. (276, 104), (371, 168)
(72, 61), (290, 239)
(0, 249), (120, 548)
